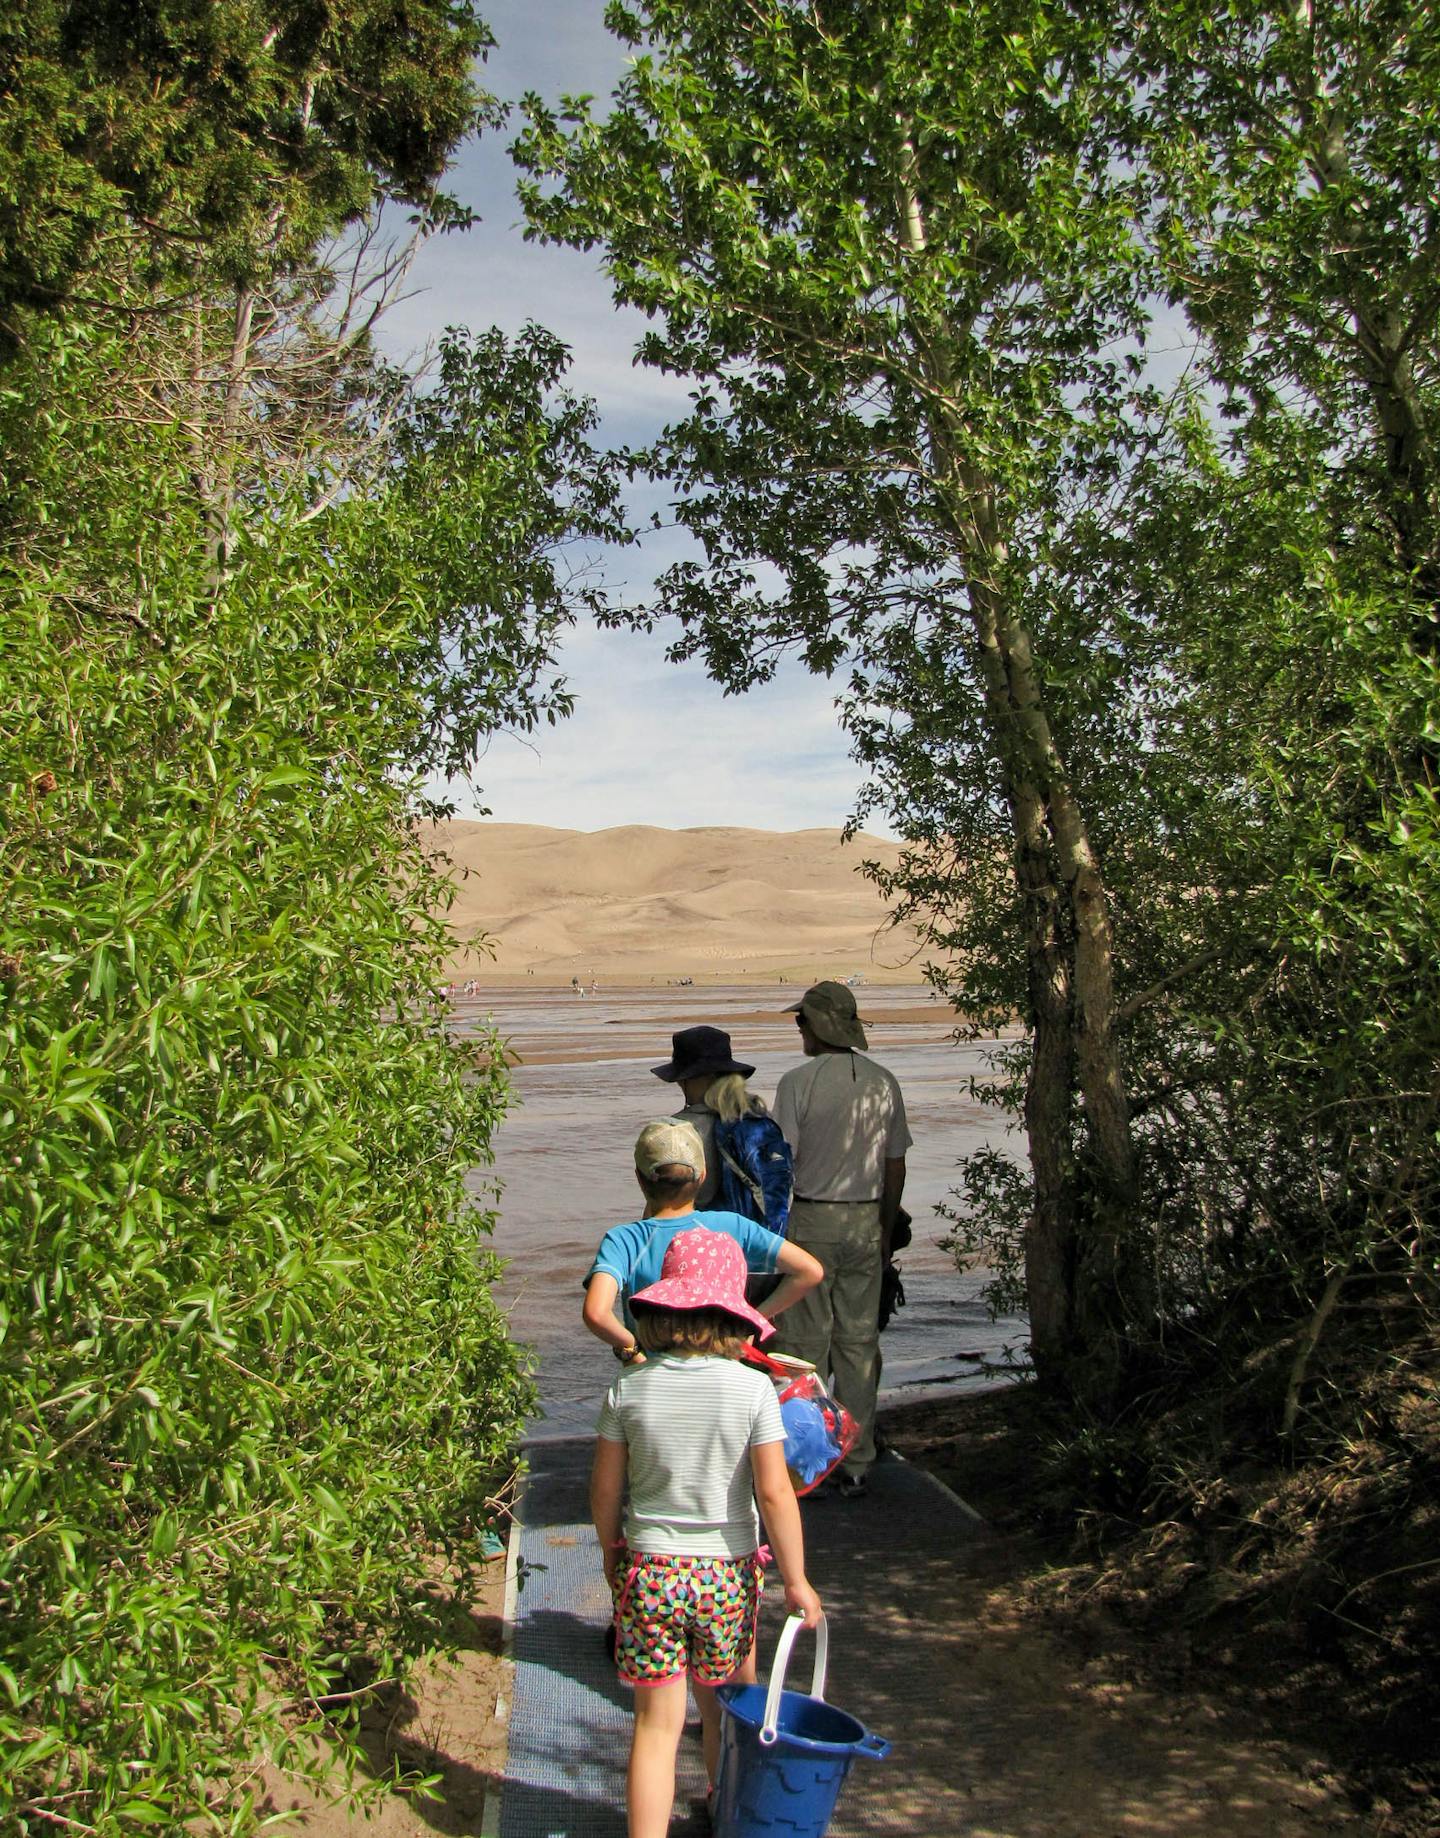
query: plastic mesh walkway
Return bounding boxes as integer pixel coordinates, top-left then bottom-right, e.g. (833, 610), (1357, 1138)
(498, 1440), (984, 1837)
(499, 1438), (709, 1837)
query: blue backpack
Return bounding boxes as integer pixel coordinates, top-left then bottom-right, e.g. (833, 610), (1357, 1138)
(712, 1112), (794, 1236)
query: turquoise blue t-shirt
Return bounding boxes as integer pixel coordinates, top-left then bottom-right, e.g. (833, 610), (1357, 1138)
(584, 1210), (783, 1329)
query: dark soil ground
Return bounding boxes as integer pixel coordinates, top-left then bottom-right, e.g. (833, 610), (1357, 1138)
(883, 1384), (1439, 1838)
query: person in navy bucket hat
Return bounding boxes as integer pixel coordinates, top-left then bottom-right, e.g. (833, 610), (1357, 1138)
(651, 1025), (793, 1237)
(651, 1024), (756, 1084)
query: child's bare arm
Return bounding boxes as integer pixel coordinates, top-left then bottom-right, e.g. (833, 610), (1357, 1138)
(590, 1435), (628, 1585)
(582, 1273), (640, 1355)
(751, 1441), (822, 1626)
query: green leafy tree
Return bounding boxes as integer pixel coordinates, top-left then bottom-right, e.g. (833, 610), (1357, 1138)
(0, 0), (495, 341)
(1, 14), (630, 1827)
(519, 1), (1440, 1472)
(345, 322), (634, 779)
(1117, 1), (1440, 1440)
(518, 0), (1159, 1390)
(0, 296), (626, 1830)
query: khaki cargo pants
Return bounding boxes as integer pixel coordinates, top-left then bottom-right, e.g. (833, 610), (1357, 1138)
(771, 1199), (882, 1477)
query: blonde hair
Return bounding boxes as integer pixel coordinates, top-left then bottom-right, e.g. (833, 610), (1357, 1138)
(632, 1306), (749, 1359)
(704, 1073), (769, 1124)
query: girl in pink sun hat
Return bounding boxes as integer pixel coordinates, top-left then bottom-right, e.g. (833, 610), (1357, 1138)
(591, 1225), (823, 1837)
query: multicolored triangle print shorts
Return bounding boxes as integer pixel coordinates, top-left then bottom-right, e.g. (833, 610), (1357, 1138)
(611, 1549), (763, 1686)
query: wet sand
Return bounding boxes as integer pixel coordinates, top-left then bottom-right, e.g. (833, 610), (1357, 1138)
(474, 997), (956, 1065)
(458, 983), (1028, 1440)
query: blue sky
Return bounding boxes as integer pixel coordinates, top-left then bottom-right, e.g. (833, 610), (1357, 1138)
(376, 1), (876, 834)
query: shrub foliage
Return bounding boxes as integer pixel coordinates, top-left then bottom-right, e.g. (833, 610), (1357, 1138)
(0, 3), (627, 1815)
(0, 310), (544, 1829)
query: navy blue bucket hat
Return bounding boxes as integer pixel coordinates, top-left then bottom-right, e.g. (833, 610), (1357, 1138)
(652, 1024), (756, 1084)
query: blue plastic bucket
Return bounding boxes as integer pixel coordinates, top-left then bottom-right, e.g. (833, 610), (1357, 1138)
(713, 1615), (889, 1838)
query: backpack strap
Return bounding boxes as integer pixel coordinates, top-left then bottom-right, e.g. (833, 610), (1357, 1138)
(715, 1132), (766, 1215)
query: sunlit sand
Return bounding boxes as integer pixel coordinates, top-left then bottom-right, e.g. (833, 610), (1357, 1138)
(430, 820), (926, 984)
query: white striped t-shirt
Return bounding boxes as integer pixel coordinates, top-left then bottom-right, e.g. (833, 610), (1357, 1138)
(597, 1354), (786, 1557)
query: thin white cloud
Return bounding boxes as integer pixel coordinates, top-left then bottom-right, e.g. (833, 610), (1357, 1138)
(395, 1), (875, 834)
(435, 619), (874, 833)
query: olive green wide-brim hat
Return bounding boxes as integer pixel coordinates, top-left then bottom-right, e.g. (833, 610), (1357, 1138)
(784, 980), (868, 1050)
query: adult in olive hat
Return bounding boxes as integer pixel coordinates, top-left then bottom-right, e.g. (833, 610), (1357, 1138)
(771, 982), (911, 1497)
(782, 980), (869, 1052)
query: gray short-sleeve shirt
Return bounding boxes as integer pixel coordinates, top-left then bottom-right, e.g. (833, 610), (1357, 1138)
(772, 1051), (911, 1202)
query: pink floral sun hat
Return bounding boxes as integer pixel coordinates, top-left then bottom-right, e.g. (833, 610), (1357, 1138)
(629, 1226), (776, 1343)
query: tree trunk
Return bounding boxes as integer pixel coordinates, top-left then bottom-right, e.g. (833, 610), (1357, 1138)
(966, 504), (1142, 1395)
(1018, 785), (1081, 1377)
(203, 286), (255, 600)
(898, 159), (1141, 1397)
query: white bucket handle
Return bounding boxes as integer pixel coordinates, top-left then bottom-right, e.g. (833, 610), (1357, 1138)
(759, 1613), (829, 1746)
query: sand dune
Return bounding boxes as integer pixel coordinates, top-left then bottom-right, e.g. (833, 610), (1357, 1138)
(431, 821), (923, 985)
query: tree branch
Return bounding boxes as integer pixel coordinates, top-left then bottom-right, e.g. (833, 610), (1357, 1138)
(1114, 945), (1229, 1026)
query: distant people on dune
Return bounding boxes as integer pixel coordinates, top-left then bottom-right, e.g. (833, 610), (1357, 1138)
(581, 1119), (820, 1362)
(770, 981), (911, 1500)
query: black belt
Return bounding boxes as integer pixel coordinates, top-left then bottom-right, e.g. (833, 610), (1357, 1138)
(794, 1196), (880, 1206)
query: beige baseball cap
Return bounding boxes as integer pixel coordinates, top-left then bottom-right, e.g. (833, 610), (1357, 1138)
(634, 1117), (706, 1180)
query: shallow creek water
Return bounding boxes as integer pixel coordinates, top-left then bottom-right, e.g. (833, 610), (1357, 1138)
(456, 984), (1029, 1441)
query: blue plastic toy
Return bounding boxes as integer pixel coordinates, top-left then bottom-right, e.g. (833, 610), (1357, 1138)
(778, 1394), (839, 1489)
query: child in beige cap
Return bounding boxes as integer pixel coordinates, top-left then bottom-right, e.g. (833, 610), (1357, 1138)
(581, 1119), (821, 1364)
